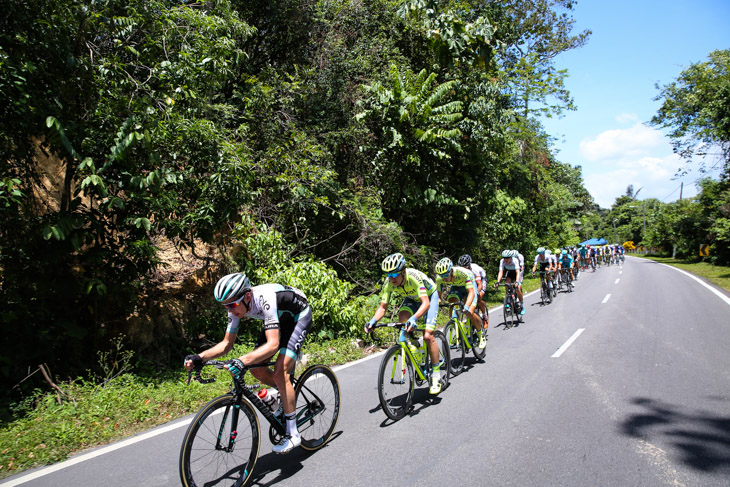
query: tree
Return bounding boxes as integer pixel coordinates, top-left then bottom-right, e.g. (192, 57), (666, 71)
(651, 49), (730, 178)
(496, 0), (591, 120)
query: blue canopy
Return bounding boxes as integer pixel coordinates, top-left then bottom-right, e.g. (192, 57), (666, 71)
(579, 237), (607, 246)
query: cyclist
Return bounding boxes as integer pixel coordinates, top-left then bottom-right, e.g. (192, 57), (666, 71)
(435, 257), (487, 350)
(364, 253), (443, 394)
(512, 249), (526, 303)
(457, 254), (490, 330)
(494, 249), (525, 315)
(578, 245), (588, 270)
(557, 249), (576, 286)
(531, 247), (555, 291)
(184, 273), (312, 454)
(588, 245), (597, 270)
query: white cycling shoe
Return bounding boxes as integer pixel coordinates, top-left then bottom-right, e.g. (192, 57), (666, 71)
(272, 433), (301, 454)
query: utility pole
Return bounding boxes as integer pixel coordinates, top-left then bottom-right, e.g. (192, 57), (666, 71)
(679, 182), (683, 200)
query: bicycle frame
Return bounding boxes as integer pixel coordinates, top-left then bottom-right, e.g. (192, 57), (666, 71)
(375, 323), (430, 381)
(443, 303), (476, 349)
(189, 360), (311, 439)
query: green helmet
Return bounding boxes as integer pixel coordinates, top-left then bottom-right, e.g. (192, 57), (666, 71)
(435, 257), (453, 275)
(381, 253), (406, 273)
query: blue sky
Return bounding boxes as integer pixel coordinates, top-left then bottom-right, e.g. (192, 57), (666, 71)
(540, 0), (730, 208)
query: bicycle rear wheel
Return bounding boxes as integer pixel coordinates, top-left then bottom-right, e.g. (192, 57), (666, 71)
(179, 394), (259, 487)
(295, 365), (340, 451)
(377, 345), (414, 421)
(443, 320), (465, 376)
(428, 330), (451, 390)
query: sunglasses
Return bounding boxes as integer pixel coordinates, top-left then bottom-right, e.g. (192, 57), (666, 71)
(386, 271), (401, 279)
(223, 295), (245, 309)
(438, 271), (451, 279)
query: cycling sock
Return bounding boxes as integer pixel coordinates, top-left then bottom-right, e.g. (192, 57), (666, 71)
(285, 413), (300, 438)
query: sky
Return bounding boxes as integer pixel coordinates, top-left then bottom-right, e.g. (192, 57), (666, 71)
(540, 0), (730, 208)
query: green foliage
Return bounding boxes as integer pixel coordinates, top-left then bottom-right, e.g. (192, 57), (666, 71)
(651, 49), (730, 178)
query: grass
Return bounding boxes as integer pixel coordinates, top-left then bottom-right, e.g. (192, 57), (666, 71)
(0, 277), (543, 480)
(632, 254), (730, 292)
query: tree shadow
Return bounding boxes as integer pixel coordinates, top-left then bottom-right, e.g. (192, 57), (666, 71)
(621, 397), (730, 473)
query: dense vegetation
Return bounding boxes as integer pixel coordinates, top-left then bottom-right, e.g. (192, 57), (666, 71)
(1, 1), (726, 428)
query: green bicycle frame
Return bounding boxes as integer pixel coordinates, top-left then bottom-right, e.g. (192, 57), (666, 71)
(389, 329), (428, 382)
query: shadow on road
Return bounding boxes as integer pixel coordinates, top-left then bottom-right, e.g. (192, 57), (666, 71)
(621, 397), (730, 473)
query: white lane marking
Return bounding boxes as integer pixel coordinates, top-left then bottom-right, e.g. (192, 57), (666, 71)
(552, 328), (585, 358)
(2, 289), (547, 486)
(655, 262), (730, 308)
(615, 279), (620, 284)
(619, 271), (623, 275)
(602, 294), (611, 304)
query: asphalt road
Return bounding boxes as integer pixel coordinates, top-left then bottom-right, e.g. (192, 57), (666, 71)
(4, 256), (730, 487)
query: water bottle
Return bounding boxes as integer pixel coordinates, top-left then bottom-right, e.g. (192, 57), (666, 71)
(258, 388), (279, 411)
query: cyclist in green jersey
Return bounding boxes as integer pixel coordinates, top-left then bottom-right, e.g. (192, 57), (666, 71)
(434, 257), (487, 349)
(365, 253), (443, 394)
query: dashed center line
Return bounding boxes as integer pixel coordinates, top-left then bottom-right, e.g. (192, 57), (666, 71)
(602, 294), (611, 303)
(552, 328), (585, 358)
(615, 278), (620, 284)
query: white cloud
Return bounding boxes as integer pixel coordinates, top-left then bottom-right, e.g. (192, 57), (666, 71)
(579, 122), (664, 162)
(576, 122), (698, 207)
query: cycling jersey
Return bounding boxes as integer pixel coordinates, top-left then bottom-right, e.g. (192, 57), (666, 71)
(437, 266), (478, 305)
(558, 254), (573, 267)
(467, 263), (487, 292)
(380, 268), (437, 303)
(534, 254), (552, 270)
(226, 283), (311, 358)
(499, 257), (520, 271)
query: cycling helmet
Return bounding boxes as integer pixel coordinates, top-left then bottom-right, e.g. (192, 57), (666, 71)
(457, 254), (472, 267)
(562, 249), (568, 255)
(545, 249), (552, 256)
(537, 247), (545, 254)
(381, 253), (406, 273)
(214, 272), (251, 302)
(435, 257), (453, 276)
(502, 249), (515, 258)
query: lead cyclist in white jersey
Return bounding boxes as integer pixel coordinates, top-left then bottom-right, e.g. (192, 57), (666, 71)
(184, 273), (312, 454)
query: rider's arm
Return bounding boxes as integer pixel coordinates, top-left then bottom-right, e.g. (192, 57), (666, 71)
(240, 328), (279, 365)
(370, 301), (388, 323)
(186, 332), (237, 370)
(465, 286), (475, 309)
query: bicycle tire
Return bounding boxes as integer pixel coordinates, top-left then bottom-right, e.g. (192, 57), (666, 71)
(295, 365), (340, 451)
(470, 321), (487, 360)
(428, 330), (451, 390)
(179, 394), (260, 487)
(540, 282), (548, 305)
(377, 344), (414, 421)
(503, 298), (514, 328)
(443, 320), (465, 375)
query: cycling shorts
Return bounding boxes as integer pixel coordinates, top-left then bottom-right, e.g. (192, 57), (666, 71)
(399, 291), (439, 331)
(254, 306), (312, 360)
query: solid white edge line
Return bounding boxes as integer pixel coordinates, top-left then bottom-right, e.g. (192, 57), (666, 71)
(602, 294), (611, 304)
(552, 328), (585, 358)
(651, 260), (730, 308)
(2, 288), (545, 486)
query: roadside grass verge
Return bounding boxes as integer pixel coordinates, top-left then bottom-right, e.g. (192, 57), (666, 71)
(0, 277), (544, 479)
(632, 254), (730, 292)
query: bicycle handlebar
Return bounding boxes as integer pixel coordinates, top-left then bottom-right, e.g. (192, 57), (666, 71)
(186, 359), (277, 385)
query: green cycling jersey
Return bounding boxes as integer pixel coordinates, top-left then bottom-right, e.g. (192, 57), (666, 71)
(435, 266), (475, 290)
(380, 268), (437, 304)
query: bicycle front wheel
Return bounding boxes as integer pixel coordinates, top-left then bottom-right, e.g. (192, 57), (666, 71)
(377, 345), (414, 421)
(469, 321), (487, 360)
(179, 394), (260, 487)
(503, 299), (514, 329)
(295, 365), (340, 451)
(443, 320), (465, 376)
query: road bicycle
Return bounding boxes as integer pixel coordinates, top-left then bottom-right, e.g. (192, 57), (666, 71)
(441, 302), (488, 376)
(179, 359), (340, 487)
(371, 322), (451, 421)
(535, 270), (553, 305)
(558, 268), (574, 292)
(495, 280), (522, 329)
